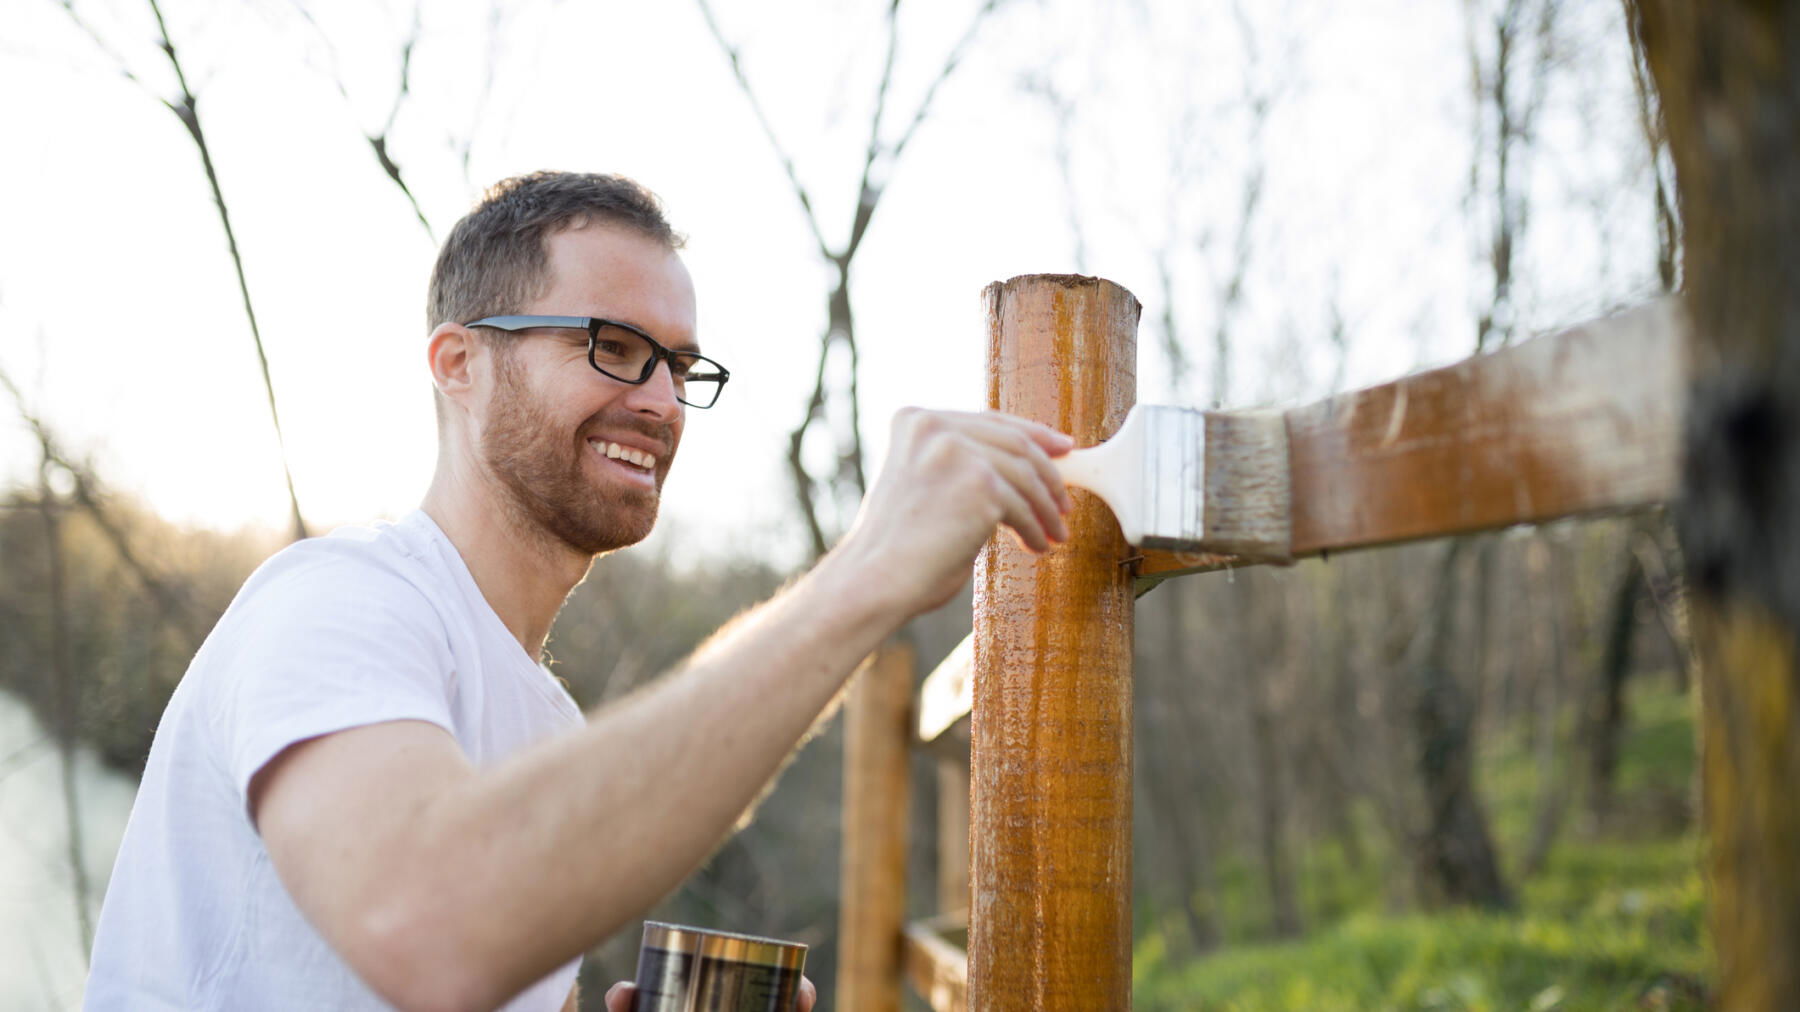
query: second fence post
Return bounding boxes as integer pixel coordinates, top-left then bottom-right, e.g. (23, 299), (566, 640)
(970, 274), (1139, 1009)
(838, 643), (914, 1012)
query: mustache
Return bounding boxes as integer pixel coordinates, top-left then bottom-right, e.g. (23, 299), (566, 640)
(582, 412), (676, 457)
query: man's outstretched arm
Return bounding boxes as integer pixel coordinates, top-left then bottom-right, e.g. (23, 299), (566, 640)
(249, 409), (1074, 1012)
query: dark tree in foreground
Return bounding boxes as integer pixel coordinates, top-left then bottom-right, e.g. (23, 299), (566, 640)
(1634, 0), (1800, 1005)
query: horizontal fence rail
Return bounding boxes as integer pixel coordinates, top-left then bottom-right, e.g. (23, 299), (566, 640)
(1140, 299), (1683, 580)
(904, 915), (971, 1012)
(916, 300), (1685, 746)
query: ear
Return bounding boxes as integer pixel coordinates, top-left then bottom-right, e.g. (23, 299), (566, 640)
(427, 322), (479, 408)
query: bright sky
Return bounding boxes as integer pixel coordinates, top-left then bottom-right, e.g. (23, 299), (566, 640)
(0, 0), (1659, 567)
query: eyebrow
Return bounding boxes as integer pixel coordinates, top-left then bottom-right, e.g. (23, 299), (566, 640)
(614, 318), (702, 357)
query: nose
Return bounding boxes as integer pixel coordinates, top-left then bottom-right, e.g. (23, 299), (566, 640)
(621, 357), (683, 421)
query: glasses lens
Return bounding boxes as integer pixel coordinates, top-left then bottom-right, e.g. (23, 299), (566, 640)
(671, 353), (727, 408)
(589, 323), (727, 408)
(589, 324), (657, 382)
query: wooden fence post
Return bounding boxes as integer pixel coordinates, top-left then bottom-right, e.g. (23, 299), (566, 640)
(839, 643), (914, 1012)
(937, 755), (970, 918)
(971, 275), (1139, 1009)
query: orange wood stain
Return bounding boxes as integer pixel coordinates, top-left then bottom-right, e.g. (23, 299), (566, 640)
(839, 645), (915, 1012)
(971, 275), (1140, 1009)
(1136, 304), (1680, 583)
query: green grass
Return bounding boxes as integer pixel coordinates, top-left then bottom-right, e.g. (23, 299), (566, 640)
(1133, 681), (1708, 1010)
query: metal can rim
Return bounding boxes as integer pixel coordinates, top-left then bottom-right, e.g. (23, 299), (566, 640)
(639, 921), (807, 971)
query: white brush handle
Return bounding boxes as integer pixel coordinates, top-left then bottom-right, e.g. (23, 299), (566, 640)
(1052, 419), (1144, 545)
(1053, 443), (1114, 496)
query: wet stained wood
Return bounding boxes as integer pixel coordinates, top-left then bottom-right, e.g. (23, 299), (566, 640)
(938, 754), (971, 918)
(912, 303), (1685, 751)
(903, 917), (970, 1012)
(838, 644), (915, 1012)
(1138, 300), (1684, 581)
(917, 636), (974, 744)
(970, 274), (1138, 1010)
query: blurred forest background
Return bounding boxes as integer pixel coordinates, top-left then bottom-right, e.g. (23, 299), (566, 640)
(0, 0), (1714, 1008)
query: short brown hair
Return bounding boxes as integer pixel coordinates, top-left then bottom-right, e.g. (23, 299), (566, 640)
(427, 171), (684, 333)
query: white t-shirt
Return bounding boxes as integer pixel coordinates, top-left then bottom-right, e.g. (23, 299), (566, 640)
(85, 511), (586, 1010)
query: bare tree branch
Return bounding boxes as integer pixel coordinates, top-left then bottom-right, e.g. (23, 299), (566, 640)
(53, 0), (159, 98)
(1622, 0), (1679, 291)
(454, 2), (509, 187)
(692, 0), (833, 261)
(365, 6), (436, 242)
(883, 0), (1003, 170)
(696, 0), (1008, 554)
(852, 0), (904, 234)
(787, 334), (832, 558)
(286, 0), (437, 241)
(58, 0), (310, 540)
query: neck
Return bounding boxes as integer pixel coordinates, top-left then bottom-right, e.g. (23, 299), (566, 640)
(421, 456), (593, 659)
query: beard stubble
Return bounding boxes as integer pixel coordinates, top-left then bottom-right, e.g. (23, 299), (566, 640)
(480, 352), (671, 556)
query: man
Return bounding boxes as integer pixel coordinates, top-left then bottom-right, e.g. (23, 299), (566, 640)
(85, 171), (1074, 1010)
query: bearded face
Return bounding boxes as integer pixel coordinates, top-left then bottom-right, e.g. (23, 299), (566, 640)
(479, 347), (674, 556)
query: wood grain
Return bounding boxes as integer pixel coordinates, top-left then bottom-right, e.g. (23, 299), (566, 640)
(916, 636), (974, 744)
(938, 755), (971, 918)
(903, 918), (970, 1012)
(919, 302), (1685, 763)
(837, 644), (915, 1012)
(970, 274), (1137, 1010)
(1139, 300), (1684, 581)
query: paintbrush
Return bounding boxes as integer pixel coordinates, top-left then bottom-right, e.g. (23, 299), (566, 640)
(1053, 404), (1293, 560)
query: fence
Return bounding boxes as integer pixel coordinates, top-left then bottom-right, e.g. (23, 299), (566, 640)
(837, 274), (1685, 1010)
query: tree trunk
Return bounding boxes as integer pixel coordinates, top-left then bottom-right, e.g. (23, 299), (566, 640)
(1632, 1), (1800, 1005)
(1138, 580), (1221, 954)
(1246, 580), (1303, 938)
(1523, 536), (1571, 876)
(1412, 540), (1515, 910)
(1586, 544), (1641, 831)
(37, 454), (93, 958)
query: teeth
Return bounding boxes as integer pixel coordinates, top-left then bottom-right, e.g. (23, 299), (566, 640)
(596, 441), (656, 470)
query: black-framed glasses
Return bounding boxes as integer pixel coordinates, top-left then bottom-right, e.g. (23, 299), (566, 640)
(465, 315), (731, 409)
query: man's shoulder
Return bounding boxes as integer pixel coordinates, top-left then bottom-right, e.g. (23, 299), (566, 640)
(229, 514), (455, 627)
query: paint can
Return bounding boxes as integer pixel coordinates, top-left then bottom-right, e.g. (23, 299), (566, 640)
(630, 921), (807, 1012)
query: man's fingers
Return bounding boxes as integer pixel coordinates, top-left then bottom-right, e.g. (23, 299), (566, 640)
(984, 446), (1070, 544)
(916, 414), (1068, 519)
(984, 410), (1077, 457)
(900, 410), (1074, 551)
(800, 975), (818, 1011)
(988, 471), (1054, 553)
(960, 413), (1077, 515)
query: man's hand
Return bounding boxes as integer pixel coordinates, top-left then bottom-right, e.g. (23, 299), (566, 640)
(603, 975), (817, 1011)
(833, 408), (1075, 615)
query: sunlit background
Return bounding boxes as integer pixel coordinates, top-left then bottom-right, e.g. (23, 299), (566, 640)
(1, 0), (1683, 1007)
(3, 0), (1655, 556)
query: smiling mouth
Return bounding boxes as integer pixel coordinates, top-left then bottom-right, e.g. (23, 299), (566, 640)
(591, 439), (658, 472)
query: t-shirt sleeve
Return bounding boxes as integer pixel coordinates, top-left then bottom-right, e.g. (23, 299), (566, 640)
(207, 551), (461, 813)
